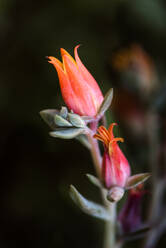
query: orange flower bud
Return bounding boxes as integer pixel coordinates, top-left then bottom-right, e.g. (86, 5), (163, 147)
(48, 46), (104, 116)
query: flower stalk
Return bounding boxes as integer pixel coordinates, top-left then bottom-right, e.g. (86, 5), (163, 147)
(40, 45), (151, 248)
(104, 203), (117, 248)
(87, 132), (102, 179)
(88, 130), (117, 248)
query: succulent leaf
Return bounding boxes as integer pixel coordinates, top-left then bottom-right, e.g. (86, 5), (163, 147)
(68, 113), (86, 128)
(125, 173), (151, 190)
(60, 106), (68, 118)
(54, 114), (72, 127)
(40, 109), (59, 129)
(69, 185), (110, 221)
(50, 128), (85, 139)
(86, 174), (102, 188)
(97, 88), (113, 117)
(76, 135), (91, 149)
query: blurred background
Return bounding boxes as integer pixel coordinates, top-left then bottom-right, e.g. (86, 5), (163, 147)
(1, 0), (166, 247)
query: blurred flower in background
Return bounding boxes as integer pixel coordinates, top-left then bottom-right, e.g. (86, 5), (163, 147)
(109, 44), (159, 144)
(118, 185), (145, 234)
(112, 44), (158, 97)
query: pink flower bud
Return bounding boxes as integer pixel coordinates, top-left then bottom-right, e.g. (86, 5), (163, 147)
(48, 46), (104, 116)
(94, 123), (130, 189)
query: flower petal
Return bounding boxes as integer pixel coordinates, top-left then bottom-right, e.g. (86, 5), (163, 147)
(60, 48), (77, 66)
(48, 56), (80, 112)
(74, 46), (104, 109)
(48, 56), (63, 69)
(62, 54), (97, 116)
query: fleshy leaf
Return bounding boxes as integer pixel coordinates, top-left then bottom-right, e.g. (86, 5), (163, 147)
(68, 113), (86, 128)
(54, 114), (72, 127)
(97, 88), (113, 117)
(69, 185), (110, 221)
(40, 109), (59, 129)
(50, 128), (85, 139)
(76, 135), (91, 149)
(86, 174), (102, 188)
(81, 116), (95, 123)
(121, 225), (150, 241)
(60, 106), (68, 118)
(125, 173), (151, 190)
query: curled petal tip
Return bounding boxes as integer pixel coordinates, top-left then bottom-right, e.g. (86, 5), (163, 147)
(47, 56), (54, 60)
(47, 56), (63, 68)
(110, 137), (124, 144)
(111, 123), (118, 127)
(60, 48), (67, 57)
(61, 49), (77, 66)
(108, 122), (118, 135)
(75, 44), (82, 51)
(47, 56), (55, 63)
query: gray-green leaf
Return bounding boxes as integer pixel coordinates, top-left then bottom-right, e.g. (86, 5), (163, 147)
(97, 88), (113, 117)
(40, 109), (59, 129)
(125, 173), (151, 190)
(81, 116), (95, 123)
(54, 114), (72, 127)
(50, 128), (85, 139)
(86, 174), (102, 188)
(69, 185), (110, 221)
(60, 106), (68, 119)
(68, 113), (86, 128)
(76, 135), (91, 149)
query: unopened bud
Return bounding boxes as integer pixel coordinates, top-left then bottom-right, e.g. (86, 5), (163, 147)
(107, 186), (125, 203)
(48, 46), (103, 117)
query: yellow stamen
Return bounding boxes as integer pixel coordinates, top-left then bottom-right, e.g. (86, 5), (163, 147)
(97, 126), (110, 146)
(110, 137), (124, 144)
(93, 134), (106, 143)
(94, 124), (124, 150)
(108, 123), (117, 137)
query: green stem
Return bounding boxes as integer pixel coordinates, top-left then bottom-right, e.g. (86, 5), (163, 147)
(87, 131), (117, 248)
(87, 133), (102, 178)
(104, 203), (116, 248)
